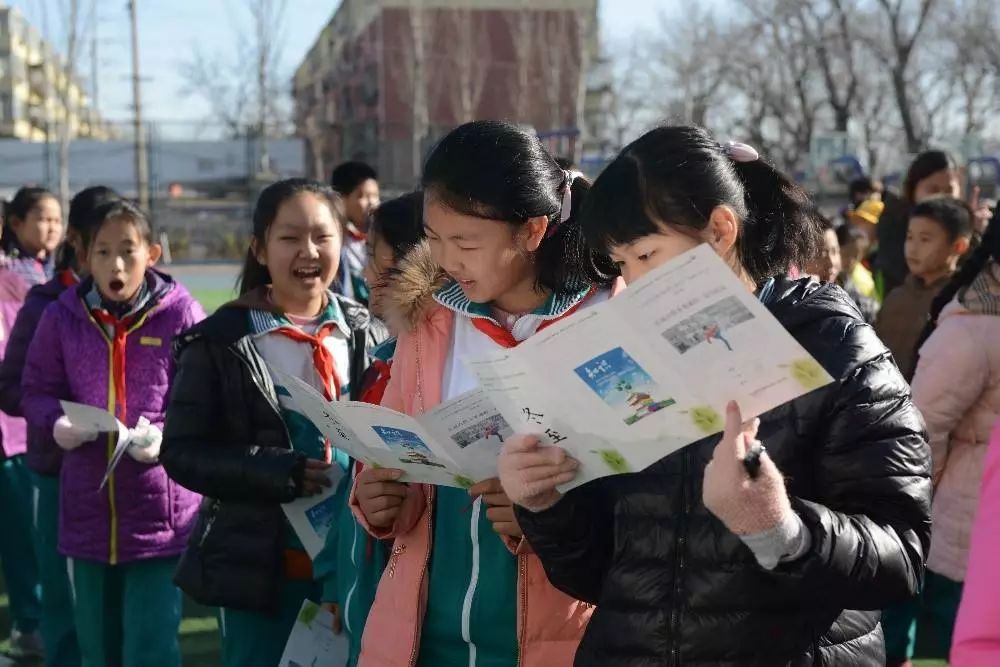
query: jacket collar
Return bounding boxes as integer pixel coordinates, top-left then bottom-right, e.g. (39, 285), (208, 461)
(247, 290), (351, 339)
(432, 281), (593, 327)
(72, 269), (174, 323)
(181, 287), (371, 353)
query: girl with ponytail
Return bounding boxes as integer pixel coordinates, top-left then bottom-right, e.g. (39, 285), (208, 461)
(901, 212), (1000, 666)
(161, 179), (386, 667)
(0, 186), (62, 656)
(351, 120), (608, 667)
(498, 125), (931, 665)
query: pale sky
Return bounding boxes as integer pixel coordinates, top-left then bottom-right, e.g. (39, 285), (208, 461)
(7, 0), (674, 131)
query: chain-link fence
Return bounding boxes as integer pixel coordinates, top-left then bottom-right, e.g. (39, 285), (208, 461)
(0, 120), (307, 261)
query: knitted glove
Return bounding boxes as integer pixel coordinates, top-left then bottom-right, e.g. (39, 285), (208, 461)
(498, 434), (579, 513)
(53, 415), (99, 451)
(702, 402), (792, 536)
(127, 417), (162, 464)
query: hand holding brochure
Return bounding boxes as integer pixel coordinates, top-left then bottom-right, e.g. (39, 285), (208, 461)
(59, 401), (131, 491)
(277, 245), (833, 490)
(466, 245), (833, 488)
(281, 466), (347, 560)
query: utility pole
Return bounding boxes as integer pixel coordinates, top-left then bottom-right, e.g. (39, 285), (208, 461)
(39, 0), (53, 188)
(58, 0), (80, 213)
(90, 0), (99, 115)
(128, 0), (149, 211)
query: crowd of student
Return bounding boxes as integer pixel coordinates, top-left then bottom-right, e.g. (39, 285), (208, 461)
(0, 120), (997, 667)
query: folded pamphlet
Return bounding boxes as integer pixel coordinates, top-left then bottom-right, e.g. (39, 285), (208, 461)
(277, 245), (833, 490)
(59, 401), (131, 491)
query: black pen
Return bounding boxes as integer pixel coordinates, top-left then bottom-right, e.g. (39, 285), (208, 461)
(743, 441), (765, 480)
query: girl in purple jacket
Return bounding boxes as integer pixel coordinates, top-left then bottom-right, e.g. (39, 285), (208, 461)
(0, 186), (62, 658)
(0, 186), (120, 667)
(22, 200), (204, 667)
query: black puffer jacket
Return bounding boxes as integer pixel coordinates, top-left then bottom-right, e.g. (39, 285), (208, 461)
(516, 279), (931, 666)
(161, 292), (387, 612)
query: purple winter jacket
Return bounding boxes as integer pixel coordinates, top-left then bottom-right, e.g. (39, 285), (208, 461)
(22, 271), (205, 564)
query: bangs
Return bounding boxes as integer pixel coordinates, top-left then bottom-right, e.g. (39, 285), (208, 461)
(424, 184), (512, 223)
(580, 155), (663, 254)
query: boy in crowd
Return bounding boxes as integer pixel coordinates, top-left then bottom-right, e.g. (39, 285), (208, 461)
(330, 161), (380, 303)
(849, 176), (883, 209)
(837, 224), (880, 323)
(876, 197), (973, 380)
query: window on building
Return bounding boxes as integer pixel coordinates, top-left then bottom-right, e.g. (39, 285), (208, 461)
(0, 93), (13, 123)
(197, 157), (216, 173)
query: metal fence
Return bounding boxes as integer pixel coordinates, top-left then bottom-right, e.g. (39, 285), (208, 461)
(0, 121), (307, 261)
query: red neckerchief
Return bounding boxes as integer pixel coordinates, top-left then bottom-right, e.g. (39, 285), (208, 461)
(272, 323), (341, 463)
(345, 223), (366, 243)
(360, 359), (392, 407)
(471, 287), (596, 348)
(90, 310), (138, 421)
(59, 270), (78, 288)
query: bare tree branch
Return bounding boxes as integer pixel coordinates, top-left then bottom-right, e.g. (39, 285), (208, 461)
(177, 0), (290, 138)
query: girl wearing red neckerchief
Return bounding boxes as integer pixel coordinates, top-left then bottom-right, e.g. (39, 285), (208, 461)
(160, 179), (386, 667)
(350, 121), (614, 667)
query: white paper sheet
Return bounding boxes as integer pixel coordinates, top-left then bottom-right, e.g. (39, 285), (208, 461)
(59, 401), (131, 491)
(281, 466), (347, 560)
(274, 245), (834, 489)
(279, 600), (348, 667)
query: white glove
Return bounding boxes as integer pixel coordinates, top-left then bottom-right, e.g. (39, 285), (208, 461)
(127, 417), (162, 464)
(53, 415), (99, 451)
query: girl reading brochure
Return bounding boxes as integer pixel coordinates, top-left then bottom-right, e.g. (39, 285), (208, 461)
(351, 121), (615, 667)
(498, 126), (932, 666)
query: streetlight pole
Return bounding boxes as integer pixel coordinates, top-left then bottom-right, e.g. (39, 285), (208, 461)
(127, 0), (149, 211)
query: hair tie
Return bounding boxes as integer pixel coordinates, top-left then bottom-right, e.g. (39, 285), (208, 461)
(547, 170), (582, 239)
(559, 170), (577, 223)
(721, 141), (760, 163)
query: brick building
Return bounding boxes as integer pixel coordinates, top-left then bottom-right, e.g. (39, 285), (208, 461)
(292, 0), (598, 189)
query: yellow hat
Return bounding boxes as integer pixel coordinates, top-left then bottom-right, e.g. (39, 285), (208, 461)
(848, 199), (885, 226)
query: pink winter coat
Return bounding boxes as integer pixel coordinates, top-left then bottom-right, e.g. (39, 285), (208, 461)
(910, 263), (1000, 582)
(348, 243), (592, 667)
(0, 269), (30, 458)
(951, 421), (1000, 666)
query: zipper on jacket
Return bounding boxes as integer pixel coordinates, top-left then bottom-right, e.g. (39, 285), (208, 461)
(669, 451), (692, 667)
(406, 489), (434, 667)
(81, 300), (155, 566)
(230, 341), (289, 439)
(198, 500), (220, 547)
(460, 497), (483, 667)
(344, 465), (361, 635)
(515, 551), (527, 667)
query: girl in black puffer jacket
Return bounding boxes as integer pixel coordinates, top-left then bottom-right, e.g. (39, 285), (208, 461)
(498, 127), (932, 666)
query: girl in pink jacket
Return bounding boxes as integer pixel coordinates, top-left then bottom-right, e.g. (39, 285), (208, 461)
(0, 186), (62, 658)
(350, 121), (607, 667)
(892, 214), (1000, 665)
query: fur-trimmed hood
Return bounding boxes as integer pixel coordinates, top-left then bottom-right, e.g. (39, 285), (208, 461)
(384, 240), (450, 334)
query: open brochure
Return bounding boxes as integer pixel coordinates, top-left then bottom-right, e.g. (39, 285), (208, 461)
(276, 372), (506, 490)
(59, 401), (131, 491)
(277, 245), (834, 490)
(279, 600), (348, 667)
(282, 466), (347, 560)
